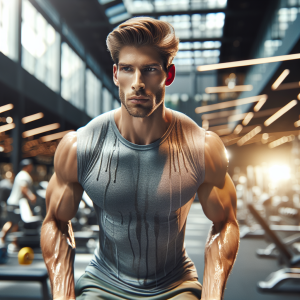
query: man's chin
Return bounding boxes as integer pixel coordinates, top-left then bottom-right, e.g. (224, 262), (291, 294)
(125, 105), (153, 118)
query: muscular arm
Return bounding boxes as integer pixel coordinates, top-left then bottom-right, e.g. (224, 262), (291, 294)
(197, 131), (239, 300)
(41, 132), (83, 300)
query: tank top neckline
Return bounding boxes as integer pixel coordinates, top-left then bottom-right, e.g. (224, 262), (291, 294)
(109, 109), (176, 151)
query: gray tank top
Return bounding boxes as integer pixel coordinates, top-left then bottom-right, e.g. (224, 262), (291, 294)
(76, 109), (206, 295)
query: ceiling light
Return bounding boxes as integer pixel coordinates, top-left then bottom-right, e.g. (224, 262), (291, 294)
(197, 53), (300, 72)
(195, 95), (266, 114)
(268, 135), (294, 148)
(6, 117), (13, 124)
(0, 123), (15, 133)
(275, 81), (300, 91)
(205, 85), (253, 93)
(40, 130), (74, 142)
(253, 96), (267, 112)
(264, 100), (297, 126)
(233, 124), (243, 134)
(22, 123), (60, 138)
(22, 112), (44, 124)
(202, 120), (209, 130)
(298, 93), (300, 100)
(271, 69), (290, 90)
(242, 112), (254, 126)
(201, 109), (241, 120)
(237, 126), (262, 146)
(0, 104), (14, 113)
(294, 120), (300, 127)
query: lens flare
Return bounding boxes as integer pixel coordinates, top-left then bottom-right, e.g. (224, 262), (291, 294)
(268, 164), (290, 182)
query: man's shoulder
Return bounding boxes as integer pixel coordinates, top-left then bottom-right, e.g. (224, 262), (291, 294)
(204, 131), (228, 187)
(77, 110), (112, 134)
(172, 109), (204, 134)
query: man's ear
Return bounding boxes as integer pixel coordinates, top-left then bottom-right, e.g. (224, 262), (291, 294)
(165, 64), (175, 86)
(113, 64), (119, 87)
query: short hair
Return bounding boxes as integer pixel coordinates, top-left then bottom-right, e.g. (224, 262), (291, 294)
(106, 17), (179, 72)
(20, 159), (33, 170)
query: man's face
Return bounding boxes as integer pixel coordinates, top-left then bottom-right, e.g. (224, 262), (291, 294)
(113, 46), (170, 118)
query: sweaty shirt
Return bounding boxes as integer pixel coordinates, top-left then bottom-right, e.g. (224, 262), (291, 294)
(76, 109), (206, 296)
(7, 170), (33, 206)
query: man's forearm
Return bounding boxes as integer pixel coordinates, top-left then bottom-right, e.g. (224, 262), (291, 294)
(41, 219), (76, 300)
(202, 220), (239, 300)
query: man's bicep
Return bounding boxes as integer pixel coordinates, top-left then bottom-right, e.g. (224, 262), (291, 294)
(46, 172), (83, 223)
(198, 173), (237, 223)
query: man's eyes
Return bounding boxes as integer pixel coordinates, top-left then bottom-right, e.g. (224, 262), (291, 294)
(120, 67), (157, 72)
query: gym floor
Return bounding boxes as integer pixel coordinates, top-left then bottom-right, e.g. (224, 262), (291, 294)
(0, 203), (299, 300)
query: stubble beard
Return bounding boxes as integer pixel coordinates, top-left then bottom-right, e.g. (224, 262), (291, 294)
(119, 88), (165, 118)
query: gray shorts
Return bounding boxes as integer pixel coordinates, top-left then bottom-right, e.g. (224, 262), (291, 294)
(6, 205), (21, 226)
(75, 272), (202, 300)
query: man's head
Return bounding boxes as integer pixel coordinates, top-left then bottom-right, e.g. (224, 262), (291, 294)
(20, 159), (33, 174)
(107, 17), (179, 118)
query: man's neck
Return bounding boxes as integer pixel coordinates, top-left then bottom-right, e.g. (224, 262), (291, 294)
(114, 105), (172, 145)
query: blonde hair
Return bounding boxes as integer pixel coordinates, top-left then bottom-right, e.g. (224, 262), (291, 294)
(106, 17), (179, 71)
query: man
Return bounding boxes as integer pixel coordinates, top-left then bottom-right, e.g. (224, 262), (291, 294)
(41, 17), (239, 300)
(0, 159), (36, 252)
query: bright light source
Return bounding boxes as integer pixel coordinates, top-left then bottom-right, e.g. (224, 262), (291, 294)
(202, 120), (209, 130)
(225, 148), (230, 160)
(22, 112), (44, 124)
(253, 96), (267, 112)
(40, 130), (74, 142)
(298, 93), (300, 101)
(0, 104), (13, 113)
(195, 95), (266, 114)
(268, 165), (290, 182)
(237, 126), (262, 146)
(22, 123), (60, 138)
(242, 112), (254, 126)
(197, 53), (300, 72)
(6, 117), (13, 124)
(264, 100), (297, 126)
(205, 85), (253, 93)
(0, 123), (15, 133)
(262, 133), (269, 140)
(276, 81), (300, 91)
(233, 124), (243, 135)
(271, 69), (290, 90)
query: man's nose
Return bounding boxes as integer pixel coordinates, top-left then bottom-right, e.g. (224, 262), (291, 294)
(131, 69), (145, 90)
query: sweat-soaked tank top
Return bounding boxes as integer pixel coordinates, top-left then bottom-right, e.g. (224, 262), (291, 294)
(76, 109), (206, 296)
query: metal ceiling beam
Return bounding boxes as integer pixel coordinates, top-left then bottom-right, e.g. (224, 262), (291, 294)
(131, 9), (260, 17)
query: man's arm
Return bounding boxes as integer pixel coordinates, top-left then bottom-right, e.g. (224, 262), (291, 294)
(197, 131), (239, 300)
(21, 185), (36, 204)
(41, 132), (83, 300)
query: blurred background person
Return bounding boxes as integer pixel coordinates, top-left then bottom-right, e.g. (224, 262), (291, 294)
(0, 159), (36, 252)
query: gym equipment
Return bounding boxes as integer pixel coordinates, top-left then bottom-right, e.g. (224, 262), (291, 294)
(247, 203), (300, 293)
(0, 245), (8, 264)
(0, 267), (50, 300)
(18, 247), (34, 265)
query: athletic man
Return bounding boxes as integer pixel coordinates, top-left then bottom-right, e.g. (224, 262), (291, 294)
(41, 17), (239, 300)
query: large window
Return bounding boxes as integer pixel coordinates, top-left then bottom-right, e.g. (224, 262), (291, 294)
(102, 88), (113, 113)
(21, 0), (60, 91)
(86, 69), (102, 118)
(61, 42), (85, 110)
(0, 0), (18, 61)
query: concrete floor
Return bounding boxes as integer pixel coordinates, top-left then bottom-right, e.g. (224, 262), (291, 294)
(0, 203), (299, 299)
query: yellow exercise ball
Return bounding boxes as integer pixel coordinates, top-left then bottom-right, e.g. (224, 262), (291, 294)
(18, 247), (34, 265)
